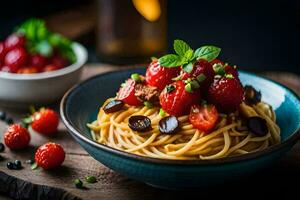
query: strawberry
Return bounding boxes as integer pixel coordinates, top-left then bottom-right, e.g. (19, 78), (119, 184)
(17, 66), (39, 74)
(207, 76), (244, 113)
(146, 61), (180, 90)
(35, 142), (65, 169)
(1, 65), (20, 73)
(4, 47), (27, 70)
(117, 78), (142, 106)
(42, 64), (61, 72)
(4, 124), (30, 150)
(189, 104), (219, 132)
(159, 80), (201, 116)
(210, 59), (238, 78)
(4, 34), (26, 51)
(30, 54), (47, 70)
(0, 42), (6, 61)
(181, 59), (215, 92)
(30, 108), (59, 135)
(51, 54), (69, 68)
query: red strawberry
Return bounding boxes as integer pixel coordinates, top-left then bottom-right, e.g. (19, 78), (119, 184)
(1, 65), (19, 73)
(0, 42), (6, 61)
(117, 78), (142, 106)
(181, 59), (215, 92)
(210, 59), (238, 78)
(210, 59), (224, 66)
(30, 54), (47, 70)
(189, 104), (219, 132)
(17, 66), (39, 74)
(4, 47), (27, 70)
(159, 80), (201, 116)
(4, 124), (30, 150)
(35, 142), (65, 169)
(42, 64), (61, 72)
(51, 55), (68, 68)
(4, 34), (26, 51)
(31, 108), (59, 135)
(207, 76), (244, 113)
(146, 61), (180, 90)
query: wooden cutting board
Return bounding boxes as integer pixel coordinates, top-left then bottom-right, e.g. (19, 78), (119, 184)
(0, 65), (299, 200)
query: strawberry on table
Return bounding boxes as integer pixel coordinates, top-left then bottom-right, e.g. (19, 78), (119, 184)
(4, 124), (30, 150)
(146, 60), (180, 90)
(159, 80), (201, 116)
(207, 75), (244, 113)
(189, 104), (219, 132)
(27, 108), (60, 136)
(35, 142), (65, 169)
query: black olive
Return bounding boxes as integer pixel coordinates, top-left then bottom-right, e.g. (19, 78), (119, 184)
(103, 100), (124, 114)
(128, 115), (152, 132)
(0, 111), (6, 120)
(0, 143), (5, 152)
(158, 116), (180, 134)
(247, 116), (268, 136)
(7, 162), (14, 170)
(244, 85), (261, 105)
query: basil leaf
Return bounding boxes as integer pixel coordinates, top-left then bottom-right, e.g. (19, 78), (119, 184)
(158, 54), (185, 67)
(194, 46), (221, 62)
(182, 62), (194, 73)
(173, 39), (192, 57)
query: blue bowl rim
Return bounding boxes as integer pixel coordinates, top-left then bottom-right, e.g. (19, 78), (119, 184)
(60, 68), (300, 165)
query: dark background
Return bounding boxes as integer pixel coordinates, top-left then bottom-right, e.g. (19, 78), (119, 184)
(0, 0), (299, 74)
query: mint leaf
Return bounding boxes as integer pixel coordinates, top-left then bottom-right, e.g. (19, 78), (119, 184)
(158, 54), (185, 67)
(183, 49), (194, 61)
(194, 46), (221, 62)
(173, 39), (192, 57)
(182, 62), (194, 73)
(35, 40), (53, 57)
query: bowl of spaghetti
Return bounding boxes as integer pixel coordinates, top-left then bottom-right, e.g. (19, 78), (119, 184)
(61, 40), (300, 189)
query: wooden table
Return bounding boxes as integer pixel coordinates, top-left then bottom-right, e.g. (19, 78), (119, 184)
(0, 64), (300, 200)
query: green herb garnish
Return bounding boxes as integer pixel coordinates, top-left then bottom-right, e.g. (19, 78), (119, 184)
(85, 176), (97, 183)
(16, 18), (76, 63)
(131, 73), (141, 82)
(31, 162), (38, 170)
(158, 39), (221, 73)
(74, 179), (83, 188)
(166, 85), (175, 93)
(144, 101), (153, 108)
(159, 108), (166, 117)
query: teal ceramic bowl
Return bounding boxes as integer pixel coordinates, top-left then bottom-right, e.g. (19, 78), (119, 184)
(60, 68), (300, 189)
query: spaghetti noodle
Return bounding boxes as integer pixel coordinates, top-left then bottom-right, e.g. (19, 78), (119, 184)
(87, 100), (280, 160)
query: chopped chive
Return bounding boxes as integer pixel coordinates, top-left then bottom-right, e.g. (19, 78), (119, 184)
(196, 74), (206, 82)
(131, 73), (141, 82)
(144, 101), (153, 108)
(74, 179), (83, 188)
(31, 162), (38, 170)
(185, 83), (193, 93)
(159, 108), (166, 117)
(166, 85), (175, 93)
(85, 176), (97, 183)
(190, 80), (200, 89)
(225, 74), (234, 79)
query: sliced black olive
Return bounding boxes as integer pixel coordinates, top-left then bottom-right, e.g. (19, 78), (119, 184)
(103, 100), (124, 114)
(128, 115), (152, 132)
(158, 116), (180, 134)
(247, 116), (268, 136)
(244, 85), (261, 105)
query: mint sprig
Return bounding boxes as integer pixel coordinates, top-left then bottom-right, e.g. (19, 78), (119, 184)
(15, 18), (76, 63)
(158, 39), (221, 73)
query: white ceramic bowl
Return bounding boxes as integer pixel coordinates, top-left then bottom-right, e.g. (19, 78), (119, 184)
(0, 42), (87, 107)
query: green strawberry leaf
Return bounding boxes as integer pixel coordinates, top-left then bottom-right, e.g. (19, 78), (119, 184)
(194, 46), (221, 62)
(173, 39), (192, 57)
